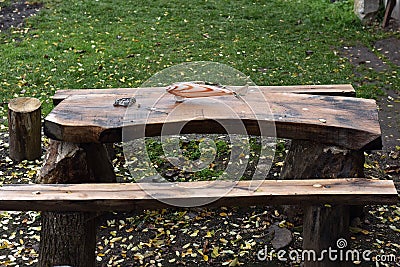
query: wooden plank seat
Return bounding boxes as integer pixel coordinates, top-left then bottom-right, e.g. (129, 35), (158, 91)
(0, 179), (397, 212)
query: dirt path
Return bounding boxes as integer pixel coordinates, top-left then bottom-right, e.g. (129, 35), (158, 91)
(0, 0), (42, 32)
(339, 38), (400, 191)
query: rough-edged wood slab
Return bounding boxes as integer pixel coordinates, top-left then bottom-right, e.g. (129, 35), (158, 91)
(52, 84), (355, 105)
(44, 88), (381, 150)
(0, 179), (397, 212)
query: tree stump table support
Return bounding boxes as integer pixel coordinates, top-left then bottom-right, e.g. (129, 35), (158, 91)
(37, 140), (116, 267)
(280, 140), (365, 267)
(38, 85), (383, 266)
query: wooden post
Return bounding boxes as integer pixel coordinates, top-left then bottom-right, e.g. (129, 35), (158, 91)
(8, 97), (41, 162)
(38, 141), (117, 184)
(37, 140), (116, 267)
(382, 0), (396, 28)
(39, 212), (96, 267)
(280, 140), (364, 267)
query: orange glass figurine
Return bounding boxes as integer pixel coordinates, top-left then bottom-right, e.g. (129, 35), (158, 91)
(166, 81), (247, 102)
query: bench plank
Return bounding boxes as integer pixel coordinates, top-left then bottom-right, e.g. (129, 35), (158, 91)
(52, 84), (355, 105)
(0, 179), (397, 212)
(44, 88), (381, 150)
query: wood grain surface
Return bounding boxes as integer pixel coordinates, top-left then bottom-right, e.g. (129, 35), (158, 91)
(52, 84), (355, 105)
(45, 87), (381, 149)
(0, 179), (397, 211)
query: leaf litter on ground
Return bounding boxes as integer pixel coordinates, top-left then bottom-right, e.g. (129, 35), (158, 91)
(0, 129), (399, 266)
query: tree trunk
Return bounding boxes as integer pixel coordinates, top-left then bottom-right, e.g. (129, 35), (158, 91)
(37, 140), (116, 267)
(280, 140), (364, 267)
(38, 140), (116, 184)
(39, 212), (96, 267)
(8, 97), (41, 162)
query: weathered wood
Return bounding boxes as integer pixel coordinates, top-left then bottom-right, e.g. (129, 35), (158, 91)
(0, 179), (397, 212)
(81, 143), (117, 183)
(7, 97), (41, 162)
(37, 140), (116, 184)
(39, 212), (96, 267)
(382, 0), (396, 28)
(280, 140), (366, 267)
(52, 84), (356, 105)
(37, 140), (115, 267)
(302, 205), (350, 265)
(36, 84), (388, 266)
(38, 140), (90, 184)
(280, 142), (365, 179)
(44, 90), (381, 150)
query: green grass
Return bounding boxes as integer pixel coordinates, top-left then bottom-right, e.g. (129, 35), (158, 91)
(143, 135), (271, 182)
(0, 0), (399, 118)
(0, 0), (11, 7)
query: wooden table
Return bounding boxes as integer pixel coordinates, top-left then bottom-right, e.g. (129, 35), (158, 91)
(37, 84), (387, 267)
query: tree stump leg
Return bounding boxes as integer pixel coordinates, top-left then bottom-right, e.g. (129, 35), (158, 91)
(37, 140), (116, 267)
(39, 212), (96, 267)
(81, 143), (117, 183)
(302, 205), (350, 266)
(280, 140), (364, 267)
(8, 97), (42, 162)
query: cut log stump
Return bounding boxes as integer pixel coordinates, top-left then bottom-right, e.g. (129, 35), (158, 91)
(8, 97), (41, 162)
(280, 140), (364, 267)
(37, 140), (116, 267)
(37, 140), (117, 184)
(39, 211), (96, 267)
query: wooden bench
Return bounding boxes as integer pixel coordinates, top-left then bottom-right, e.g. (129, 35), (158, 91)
(3, 84), (398, 267)
(0, 179), (397, 211)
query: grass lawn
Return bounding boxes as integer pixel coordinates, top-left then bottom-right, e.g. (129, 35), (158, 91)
(0, 0), (399, 120)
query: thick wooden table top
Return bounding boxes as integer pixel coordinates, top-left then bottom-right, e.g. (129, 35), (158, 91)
(44, 85), (381, 150)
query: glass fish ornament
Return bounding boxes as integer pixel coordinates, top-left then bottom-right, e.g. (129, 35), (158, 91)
(166, 81), (247, 102)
